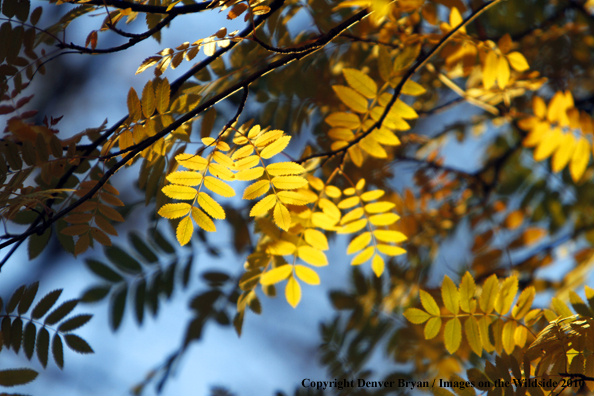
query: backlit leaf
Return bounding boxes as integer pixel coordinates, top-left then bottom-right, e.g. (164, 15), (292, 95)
(351, 246), (374, 265)
(162, 184), (197, 200)
(441, 275), (460, 315)
(444, 317), (462, 353)
(294, 265), (320, 285)
(277, 191), (314, 206)
(260, 135), (291, 159)
(166, 171), (202, 186)
(424, 317), (442, 339)
(198, 192), (225, 219)
(506, 51), (529, 71)
(403, 308), (431, 324)
(343, 68), (377, 99)
(266, 162), (305, 176)
(273, 202), (291, 231)
(176, 216), (193, 246)
(191, 207), (216, 232)
(250, 194), (276, 216)
(494, 275), (518, 315)
(420, 290), (440, 316)
(479, 274), (499, 314)
(204, 176), (235, 197)
(465, 317), (482, 357)
(271, 176), (308, 190)
(347, 232), (371, 254)
(371, 254), (384, 277)
(243, 180), (270, 199)
(459, 271), (475, 313)
(176, 153), (208, 170)
(285, 276), (301, 308)
(260, 265), (292, 285)
(332, 85), (368, 113)
(297, 246), (327, 266)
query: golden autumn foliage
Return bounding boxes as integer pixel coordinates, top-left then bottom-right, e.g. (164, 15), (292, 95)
(3, 0), (594, 394)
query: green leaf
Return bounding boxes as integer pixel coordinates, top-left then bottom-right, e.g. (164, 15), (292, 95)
(64, 334), (94, 354)
(129, 233), (158, 263)
(31, 289), (62, 319)
(44, 299), (79, 325)
(85, 259), (124, 283)
(23, 321), (36, 360)
(17, 281), (39, 315)
(36, 327), (49, 368)
(58, 314), (92, 333)
(52, 334), (64, 369)
(110, 285), (127, 331)
(105, 246), (143, 274)
(0, 368), (38, 387)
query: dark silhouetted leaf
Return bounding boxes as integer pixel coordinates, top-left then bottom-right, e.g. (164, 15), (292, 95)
(45, 299), (79, 325)
(18, 281), (39, 315)
(80, 285), (111, 303)
(31, 289), (62, 319)
(153, 229), (175, 254)
(6, 285), (25, 313)
(129, 233), (158, 263)
(110, 285), (127, 331)
(85, 259), (124, 282)
(134, 279), (146, 325)
(52, 334), (64, 369)
(58, 314), (92, 333)
(36, 327), (49, 368)
(64, 334), (93, 354)
(0, 368), (38, 387)
(105, 246), (142, 274)
(23, 321), (36, 360)
(10, 317), (22, 353)
(1, 316), (11, 347)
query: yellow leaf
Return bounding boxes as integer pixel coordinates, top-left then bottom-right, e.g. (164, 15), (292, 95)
(141, 80), (155, 118)
(254, 129), (283, 147)
(231, 145), (254, 160)
(420, 290), (440, 316)
(351, 246), (374, 265)
(243, 180), (271, 199)
(512, 286), (535, 319)
(342, 68), (377, 99)
(401, 80), (426, 96)
(198, 192), (225, 219)
(304, 229), (329, 250)
(204, 176), (235, 197)
(341, 207), (364, 225)
(479, 274), (499, 314)
(235, 166), (264, 181)
(266, 162), (305, 176)
(324, 186), (342, 199)
(285, 276), (301, 308)
(478, 316), (495, 353)
(202, 137), (216, 146)
(459, 271), (476, 313)
(392, 99), (418, 120)
(325, 112), (361, 129)
(155, 77), (170, 114)
(338, 196), (360, 209)
(371, 127), (401, 146)
(359, 136), (387, 158)
(332, 85), (368, 113)
(444, 317), (462, 353)
(277, 191), (314, 206)
(483, 51), (498, 90)
(369, 213), (400, 226)
(312, 212), (340, 230)
(191, 207), (216, 232)
(234, 155), (260, 171)
(266, 239), (296, 256)
(403, 308), (431, 324)
(551, 297), (574, 318)
(371, 254), (384, 277)
(250, 194), (276, 216)
(176, 216), (193, 246)
(534, 127), (562, 161)
(502, 321), (517, 355)
(297, 245), (328, 266)
(424, 317), (442, 339)
(373, 230), (407, 243)
(364, 201), (395, 213)
(552, 133), (576, 172)
(166, 171), (203, 186)
(449, 7), (464, 30)
(273, 202), (292, 231)
(294, 265), (320, 285)
(162, 185), (197, 200)
(260, 135), (291, 159)
(247, 125), (261, 139)
(347, 232), (371, 254)
(506, 51), (529, 71)
(361, 190), (384, 201)
(212, 151), (234, 168)
(328, 128), (355, 141)
(260, 264), (292, 285)
(570, 137), (590, 182)
(497, 55), (510, 89)
(494, 275), (518, 315)
(441, 275), (460, 315)
(515, 325), (528, 348)
(176, 153), (208, 170)
(376, 244), (406, 256)
(338, 218), (367, 234)
(465, 317), (482, 357)
(209, 163), (234, 181)
(271, 176), (308, 190)
(158, 203), (191, 219)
